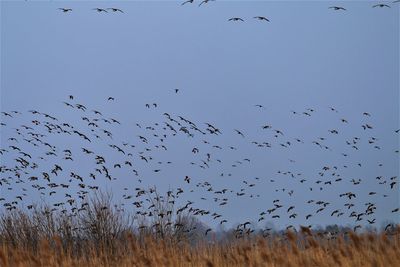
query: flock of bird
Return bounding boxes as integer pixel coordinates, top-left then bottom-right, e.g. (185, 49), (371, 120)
(2, 0), (399, 238)
(329, 2), (398, 10)
(56, 1), (399, 24)
(58, 8), (124, 13)
(0, 89), (399, 237)
(224, 3), (398, 22)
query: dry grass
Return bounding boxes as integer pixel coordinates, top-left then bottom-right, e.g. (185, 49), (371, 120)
(1, 230), (400, 267)
(1, 194), (399, 266)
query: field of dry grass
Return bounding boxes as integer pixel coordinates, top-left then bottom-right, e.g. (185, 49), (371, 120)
(0, 193), (398, 267)
(1, 229), (400, 267)
(0, 199), (398, 267)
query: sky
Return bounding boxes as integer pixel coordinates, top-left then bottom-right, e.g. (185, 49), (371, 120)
(0, 0), (399, 230)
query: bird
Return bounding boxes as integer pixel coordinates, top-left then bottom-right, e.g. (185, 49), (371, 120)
(181, 0), (194, 5)
(107, 8), (124, 13)
(228, 17), (244, 22)
(234, 129), (245, 137)
(254, 16), (270, 21)
(329, 6), (346, 10)
(93, 8), (108, 13)
(199, 0), (215, 7)
(372, 4), (391, 8)
(58, 8), (72, 13)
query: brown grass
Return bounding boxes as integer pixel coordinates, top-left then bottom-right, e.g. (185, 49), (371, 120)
(1, 230), (400, 267)
(1, 193), (399, 266)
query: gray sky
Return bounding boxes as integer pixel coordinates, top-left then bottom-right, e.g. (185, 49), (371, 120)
(1, 1), (399, 230)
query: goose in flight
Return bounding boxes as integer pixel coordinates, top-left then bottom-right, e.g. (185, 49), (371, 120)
(373, 4), (390, 8)
(329, 6), (346, 10)
(181, 0), (194, 5)
(254, 16), (270, 21)
(199, 0), (215, 7)
(93, 8), (108, 13)
(229, 17), (244, 22)
(184, 176), (191, 183)
(107, 8), (124, 13)
(234, 129), (245, 137)
(58, 8), (72, 13)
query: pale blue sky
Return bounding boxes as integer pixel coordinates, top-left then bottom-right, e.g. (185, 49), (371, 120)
(1, 1), (399, 230)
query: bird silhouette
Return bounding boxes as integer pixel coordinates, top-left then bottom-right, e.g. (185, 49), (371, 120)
(107, 8), (124, 13)
(199, 0), (215, 7)
(229, 17), (244, 22)
(372, 4), (391, 8)
(58, 8), (72, 13)
(93, 8), (108, 13)
(329, 6), (346, 11)
(181, 0), (194, 5)
(254, 16), (270, 21)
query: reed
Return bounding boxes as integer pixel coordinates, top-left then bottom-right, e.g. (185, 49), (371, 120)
(1, 195), (399, 266)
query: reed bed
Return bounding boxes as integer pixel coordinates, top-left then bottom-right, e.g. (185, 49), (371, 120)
(1, 195), (399, 266)
(1, 230), (400, 267)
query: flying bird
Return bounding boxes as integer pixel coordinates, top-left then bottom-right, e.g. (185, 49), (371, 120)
(229, 17), (244, 22)
(372, 4), (391, 8)
(93, 8), (108, 13)
(199, 0), (215, 7)
(107, 8), (124, 13)
(329, 6), (346, 10)
(234, 129), (245, 137)
(58, 8), (72, 13)
(254, 16), (270, 21)
(181, 0), (194, 5)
